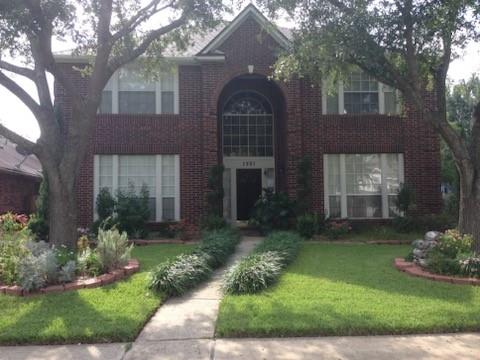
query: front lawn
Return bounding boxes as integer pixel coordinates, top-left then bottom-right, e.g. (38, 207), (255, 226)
(0, 244), (193, 345)
(216, 243), (480, 337)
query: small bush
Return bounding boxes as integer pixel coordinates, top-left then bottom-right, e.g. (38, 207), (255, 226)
(426, 248), (462, 275)
(96, 228), (132, 272)
(250, 189), (295, 234)
(195, 228), (240, 268)
(296, 213), (323, 239)
(395, 183), (416, 214)
(201, 214), (227, 231)
(77, 248), (103, 277)
(0, 230), (30, 285)
(458, 255), (480, 278)
(116, 185), (151, 239)
(148, 253), (212, 297)
(325, 220), (351, 240)
(17, 254), (47, 292)
(392, 216), (417, 233)
(223, 252), (283, 294)
(222, 231), (302, 294)
(436, 229), (473, 258)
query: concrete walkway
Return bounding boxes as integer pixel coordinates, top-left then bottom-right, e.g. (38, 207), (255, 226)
(123, 236), (262, 360)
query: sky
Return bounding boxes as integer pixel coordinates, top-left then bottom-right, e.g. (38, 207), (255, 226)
(0, 5), (479, 142)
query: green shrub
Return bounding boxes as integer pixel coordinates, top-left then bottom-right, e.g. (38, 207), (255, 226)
(392, 216), (417, 233)
(58, 260), (77, 283)
(116, 184), (151, 239)
(395, 183), (416, 213)
(458, 255), (480, 278)
(325, 220), (351, 240)
(96, 228), (132, 272)
(195, 228), (240, 268)
(0, 230), (30, 285)
(148, 253), (212, 297)
(201, 214), (227, 231)
(296, 213), (323, 239)
(96, 187), (116, 220)
(254, 231), (302, 265)
(426, 247), (462, 275)
(436, 229), (473, 258)
(77, 248), (103, 277)
(28, 179), (49, 240)
(17, 254), (47, 292)
(223, 252), (283, 294)
(296, 156), (312, 215)
(250, 189), (295, 234)
(206, 165), (224, 217)
(222, 231), (302, 295)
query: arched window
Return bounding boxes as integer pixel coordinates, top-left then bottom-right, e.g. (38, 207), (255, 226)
(222, 91), (273, 157)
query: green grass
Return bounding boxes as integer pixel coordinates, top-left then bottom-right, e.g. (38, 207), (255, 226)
(0, 244), (193, 345)
(216, 243), (480, 337)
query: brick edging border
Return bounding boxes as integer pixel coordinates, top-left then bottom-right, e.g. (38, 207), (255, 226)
(394, 258), (480, 286)
(0, 259), (140, 297)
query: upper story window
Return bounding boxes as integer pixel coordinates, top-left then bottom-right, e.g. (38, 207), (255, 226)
(99, 65), (179, 115)
(323, 72), (400, 115)
(222, 91), (274, 157)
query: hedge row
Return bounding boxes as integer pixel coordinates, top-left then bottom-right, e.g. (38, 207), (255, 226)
(148, 228), (240, 297)
(223, 231), (302, 294)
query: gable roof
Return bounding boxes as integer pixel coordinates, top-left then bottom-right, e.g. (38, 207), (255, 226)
(0, 137), (42, 179)
(54, 4), (292, 63)
(197, 4), (291, 56)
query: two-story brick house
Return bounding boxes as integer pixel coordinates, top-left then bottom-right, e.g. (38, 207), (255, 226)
(55, 4), (442, 229)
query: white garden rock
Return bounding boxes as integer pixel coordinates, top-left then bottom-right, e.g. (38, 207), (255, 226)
(411, 231), (442, 266)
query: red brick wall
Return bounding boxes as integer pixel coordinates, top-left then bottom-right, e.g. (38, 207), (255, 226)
(0, 173), (40, 215)
(55, 14), (442, 227)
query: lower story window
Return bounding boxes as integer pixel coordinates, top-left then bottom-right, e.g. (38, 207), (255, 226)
(94, 154), (180, 222)
(324, 153), (404, 219)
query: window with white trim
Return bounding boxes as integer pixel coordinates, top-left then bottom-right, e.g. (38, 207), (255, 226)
(94, 154), (180, 222)
(99, 65), (179, 115)
(324, 153), (404, 219)
(322, 72), (400, 115)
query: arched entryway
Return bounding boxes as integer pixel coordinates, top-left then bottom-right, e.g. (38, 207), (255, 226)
(218, 74), (286, 222)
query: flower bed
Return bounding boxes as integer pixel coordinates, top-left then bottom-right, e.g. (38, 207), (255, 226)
(1, 212), (136, 296)
(0, 259), (140, 296)
(394, 257), (480, 286)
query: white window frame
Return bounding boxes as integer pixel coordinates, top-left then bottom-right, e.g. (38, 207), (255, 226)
(101, 66), (179, 115)
(323, 153), (404, 219)
(322, 79), (401, 115)
(94, 154), (180, 222)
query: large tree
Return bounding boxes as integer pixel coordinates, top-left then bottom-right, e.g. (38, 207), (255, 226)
(0, 0), (224, 248)
(261, 0), (480, 250)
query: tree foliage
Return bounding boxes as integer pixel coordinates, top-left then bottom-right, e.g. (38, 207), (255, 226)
(0, 0), (226, 247)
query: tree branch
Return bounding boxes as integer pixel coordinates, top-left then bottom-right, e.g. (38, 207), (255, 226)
(0, 60), (36, 80)
(108, 14), (187, 71)
(0, 123), (37, 153)
(0, 71), (42, 118)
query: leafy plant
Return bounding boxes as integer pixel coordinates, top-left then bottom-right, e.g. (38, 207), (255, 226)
(325, 220), (351, 240)
(201, 214), (227, 231)
(436, 229), (473, 258)
(0, 213), (28, 234)
(222, 231), (302, 294)
(148, 253), (212, 297)
(250, 189), (295, 234)
(395, 183), (416, 214)
(115, 184), (151, 239)
(223, 252), (283, 294)
(77, 248), (103, 277)
(96, 187), (116, 220)
(206, 164), (225, 216)
(58, 260), (77, 283)
(458, 255), (480, 278)
(296, 213), (323, 239)
(96, 228), (132, 272)
(17, 254), (47, 292)
(296, 155), (312, 215)
(0, 231), (30, 285)
(28, 179), (49, 240)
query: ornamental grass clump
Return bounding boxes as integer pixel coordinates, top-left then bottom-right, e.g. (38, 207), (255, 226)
(96, 228), (132, 272)
(148, 228), (240, 297)
(223, 252), (283, 294)
(223, 231), (302, 294)
(148, 253), (212, 297)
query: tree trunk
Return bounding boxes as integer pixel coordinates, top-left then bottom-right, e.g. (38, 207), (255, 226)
(458, 176), (480, 253)
(47, 169), (78, 249)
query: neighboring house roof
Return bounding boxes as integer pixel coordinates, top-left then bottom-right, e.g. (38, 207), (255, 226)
(54, 4), (293, 64)
(0, 137), (42, 179)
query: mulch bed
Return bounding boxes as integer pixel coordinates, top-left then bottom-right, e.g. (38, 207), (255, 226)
(394, 258), (480, 286)
(0, 259), (140, 297)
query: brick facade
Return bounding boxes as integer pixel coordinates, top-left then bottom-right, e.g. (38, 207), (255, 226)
(0, 173), (40, 215)
(55, 12), (442, 228)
